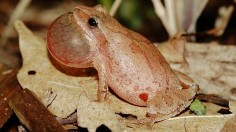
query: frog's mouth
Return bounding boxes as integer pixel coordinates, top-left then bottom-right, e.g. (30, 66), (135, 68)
(47, 12), (94, 68)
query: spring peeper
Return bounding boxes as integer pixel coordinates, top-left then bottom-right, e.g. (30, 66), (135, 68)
(47, 5), (199, 122)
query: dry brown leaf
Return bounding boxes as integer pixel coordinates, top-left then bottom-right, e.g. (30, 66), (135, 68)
(126, 114), (235, 131)
(221, 114), (236, 132)
(77, 95), (122, 132)
(157, 33), (187, 64)
(15, 20), (236, 131)
(9, 89), (66, 132)
(229, 101), (236, 113)
(158, 39), (236, 101)
(0, 69), (21, 128)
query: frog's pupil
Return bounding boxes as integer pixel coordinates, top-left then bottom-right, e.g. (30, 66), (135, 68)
(88, 18), (97, 27)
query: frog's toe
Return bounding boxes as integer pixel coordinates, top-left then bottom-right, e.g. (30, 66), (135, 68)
(190, 83), (200, 92)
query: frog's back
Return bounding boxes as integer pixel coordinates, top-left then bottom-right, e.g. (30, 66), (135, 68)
(103, 27), (181, 106)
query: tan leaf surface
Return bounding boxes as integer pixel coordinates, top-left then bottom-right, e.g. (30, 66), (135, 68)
(221, 114), (236, 132)
(186, 44), (236, 100)
(77, 95), (122, 132)
(126, 114), (235, 131)
(158, 39), (236, 101)
(229, 101), (236, 113)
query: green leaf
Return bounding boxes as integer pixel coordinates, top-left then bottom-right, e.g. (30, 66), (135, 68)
(190, 99), (207, 115)
(98, 0), (113, 10)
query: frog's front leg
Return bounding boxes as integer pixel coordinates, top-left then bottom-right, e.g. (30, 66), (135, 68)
(146, 70), (199, 123)
(94, 60), (109, 101)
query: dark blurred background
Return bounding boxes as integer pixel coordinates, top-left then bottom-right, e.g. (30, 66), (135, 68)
(0, 0), (235, 44)
(0, 0), (235, 70)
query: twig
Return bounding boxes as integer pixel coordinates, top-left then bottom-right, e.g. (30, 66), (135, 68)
(0, 0), (31, 48)
(109, 0), (123, 16)
(9, 89), (66, 131)
(164, 0), (177, 36)
(0, 68), (21, 128)
(152, 0), (209, 37)
(214, 5), (234, 36)
(187, 0), (208, 33)
(56, 112), (77, 125)
(151, 0), (171, 36)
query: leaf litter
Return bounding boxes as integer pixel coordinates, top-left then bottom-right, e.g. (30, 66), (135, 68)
(15, 20), (236, 131)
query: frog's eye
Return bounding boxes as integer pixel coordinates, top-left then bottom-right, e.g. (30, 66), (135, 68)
(88, 17), (98, 28)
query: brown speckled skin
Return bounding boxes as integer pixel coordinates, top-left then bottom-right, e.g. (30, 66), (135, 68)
(47, 5), (198, 120)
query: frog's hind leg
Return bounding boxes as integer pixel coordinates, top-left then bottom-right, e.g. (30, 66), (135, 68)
(146, 70), (199, 123)
(146, 88), (196, 123)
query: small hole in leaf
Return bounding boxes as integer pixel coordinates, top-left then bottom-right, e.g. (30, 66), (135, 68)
(78, 126), (88, 132)
(230, 88), (236, 96)
(96, 124), (111, 132)
(28, 70), (36, 75)
(117, 112), (137, 119)
(217, 108), (232, 114)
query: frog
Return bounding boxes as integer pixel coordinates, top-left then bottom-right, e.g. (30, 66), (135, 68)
(47, 5), (199, 123)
